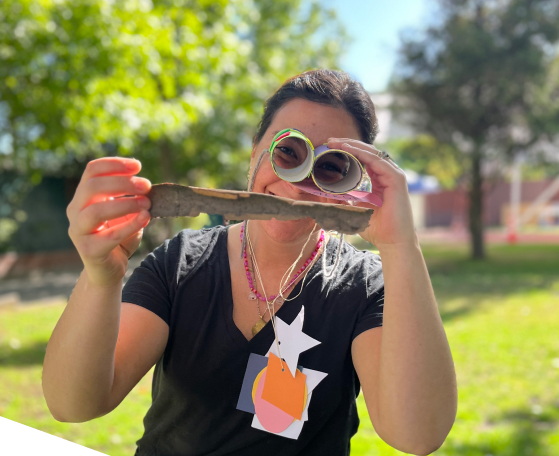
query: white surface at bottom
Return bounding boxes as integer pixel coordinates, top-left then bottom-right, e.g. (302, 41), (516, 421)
(0, 416), (108, 455)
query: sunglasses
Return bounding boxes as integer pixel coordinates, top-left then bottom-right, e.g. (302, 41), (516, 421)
(268, 128), (367, 195)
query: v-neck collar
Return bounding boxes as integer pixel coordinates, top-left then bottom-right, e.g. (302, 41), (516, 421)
(220, 224), (333, 351)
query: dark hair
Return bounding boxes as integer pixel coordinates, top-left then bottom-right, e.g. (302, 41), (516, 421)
(253, 69), (379, 147)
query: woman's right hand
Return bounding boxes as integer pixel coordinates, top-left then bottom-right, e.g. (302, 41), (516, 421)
(67, 157), (152, 288)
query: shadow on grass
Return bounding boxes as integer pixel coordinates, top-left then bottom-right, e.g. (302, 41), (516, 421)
(442, 402), (559, 456)
(350, 237), (559, 323)
(433, 273), (559, 323)
(419, 243), (559, 324)
(0, 341), (47, 366)
(422, 243), (559, 277)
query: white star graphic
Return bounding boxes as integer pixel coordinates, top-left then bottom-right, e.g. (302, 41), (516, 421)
(266, 306), (321, 377)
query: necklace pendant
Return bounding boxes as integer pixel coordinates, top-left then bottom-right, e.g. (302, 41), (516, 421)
(248, 292), (257, 301)
(252, 317), (266, 336)
(275, 296), (284, 305)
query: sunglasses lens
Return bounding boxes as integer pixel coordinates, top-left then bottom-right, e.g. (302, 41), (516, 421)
(271, 136), (312, 182)
(313, 151), (362, 193)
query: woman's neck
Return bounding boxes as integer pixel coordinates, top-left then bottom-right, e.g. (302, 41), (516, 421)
(243, 221), (329, 277)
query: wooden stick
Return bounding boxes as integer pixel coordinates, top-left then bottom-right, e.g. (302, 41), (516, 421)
(147, 183), (374, 234)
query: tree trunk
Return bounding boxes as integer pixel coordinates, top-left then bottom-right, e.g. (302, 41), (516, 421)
(468, 148), (485, 259)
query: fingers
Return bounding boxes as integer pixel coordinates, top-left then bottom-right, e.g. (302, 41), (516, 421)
(75, 195), (152, 234)
(118, 226), (145, 259)
(81, 156), (141, 182)
(66, 157), (153, 284)
(68, 157), (150, 215)
(73, 174), (152, 211)
(77, 211), (151, 260)
(328, 140), (406, 184)
(95, 210), (151, 247)
(327, 138), (400, 171)
(105, 211), (140, 229)
(67, 156), (153, 258)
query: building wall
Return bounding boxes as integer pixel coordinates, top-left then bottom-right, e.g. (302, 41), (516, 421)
(425, 179), (559, 228)
(369, 93), (416, 144)
(425, 189), (469, 228)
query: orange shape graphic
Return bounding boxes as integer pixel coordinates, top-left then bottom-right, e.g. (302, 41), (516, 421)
(261, 352), (307, 420)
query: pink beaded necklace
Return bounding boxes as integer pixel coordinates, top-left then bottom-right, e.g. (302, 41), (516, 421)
(240, 223), (325, 336)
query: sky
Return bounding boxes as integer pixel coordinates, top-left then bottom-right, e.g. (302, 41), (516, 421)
(325, 0), (434, 93)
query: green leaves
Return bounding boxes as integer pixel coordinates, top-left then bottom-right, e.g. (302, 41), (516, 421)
(0, 0), (346, 190)
(391, 0), (559, 172)
(391, 0), (559, 258)
(386, 135), (464, 190)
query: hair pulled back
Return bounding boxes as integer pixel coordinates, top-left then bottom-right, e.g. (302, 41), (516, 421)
(253, 69), (379, 147)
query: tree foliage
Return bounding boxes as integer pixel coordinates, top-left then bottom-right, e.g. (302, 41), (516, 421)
(0, 0), (347, 249)
(391, 0), (559, 259)
(0, 0), (346, 185)
(386, 135), (465, 190)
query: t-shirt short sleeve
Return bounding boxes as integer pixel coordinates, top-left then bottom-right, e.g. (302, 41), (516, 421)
(121, 228), (218, 326)
(121, 237), (180, 326)
(351, 252), (384, 342)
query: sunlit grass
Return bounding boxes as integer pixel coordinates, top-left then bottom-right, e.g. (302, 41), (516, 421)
(1, 243), (558, 455)
(0, 302), (150, 456)
(351, 242), (559, 455)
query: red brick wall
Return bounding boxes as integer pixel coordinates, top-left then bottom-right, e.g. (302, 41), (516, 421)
(425, 179), (559, 228)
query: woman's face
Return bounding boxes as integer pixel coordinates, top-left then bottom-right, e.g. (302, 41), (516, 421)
(248, 97), (362, 241)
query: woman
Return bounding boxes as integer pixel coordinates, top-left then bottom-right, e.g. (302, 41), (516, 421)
(43, 69), (457, 455)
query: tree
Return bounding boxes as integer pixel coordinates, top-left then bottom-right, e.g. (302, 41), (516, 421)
(0, 0), (347, 247)
(385, 135), (465, 190)
(391, 0), (559, 259)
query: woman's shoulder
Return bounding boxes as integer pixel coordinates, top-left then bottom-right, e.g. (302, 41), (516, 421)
(330, 235), (382, 267)
(322, 235), (383, 295)
(139, 225), (225, 289)
(171, 224), (226, 260)
(175, 224), (226, 244)
(147, 224), (226, 267)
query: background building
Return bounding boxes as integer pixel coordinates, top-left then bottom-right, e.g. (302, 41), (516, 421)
(369, 92), (559, 232)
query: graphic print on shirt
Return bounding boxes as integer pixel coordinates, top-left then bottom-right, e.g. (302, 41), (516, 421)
(236, 306), (328, 439)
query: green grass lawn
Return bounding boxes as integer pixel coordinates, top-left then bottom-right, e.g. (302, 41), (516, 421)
(1, 242), (559, 455)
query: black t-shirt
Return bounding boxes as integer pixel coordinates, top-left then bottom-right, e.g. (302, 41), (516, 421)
(122, 224), (384, 456)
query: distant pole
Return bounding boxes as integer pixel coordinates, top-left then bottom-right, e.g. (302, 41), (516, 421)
(507, 155), (522, 244)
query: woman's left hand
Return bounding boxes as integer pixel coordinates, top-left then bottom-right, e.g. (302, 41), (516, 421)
(327, 138), (418, 251)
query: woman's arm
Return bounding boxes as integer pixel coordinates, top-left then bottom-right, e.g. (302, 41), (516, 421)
(352, 240), (457, 455)
(43, 157), (152, 422)
(42, 270), (121, 422)
(326, 137), (457, 455)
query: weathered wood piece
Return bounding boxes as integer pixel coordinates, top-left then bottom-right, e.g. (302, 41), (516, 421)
(147, 183), (374, 234)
